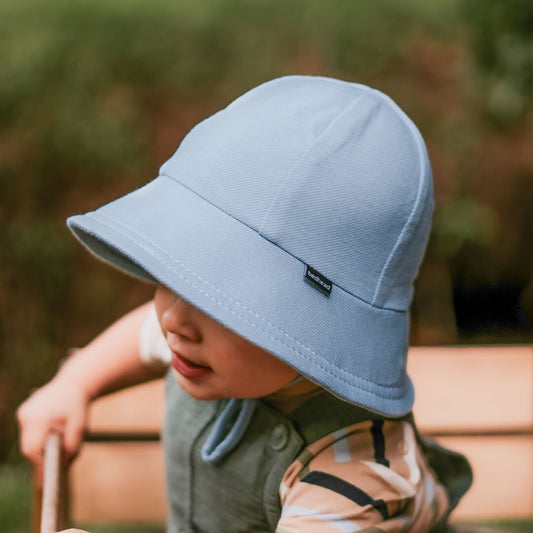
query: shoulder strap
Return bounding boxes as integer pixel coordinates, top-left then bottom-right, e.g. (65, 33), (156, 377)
(287, 391), (381, 444)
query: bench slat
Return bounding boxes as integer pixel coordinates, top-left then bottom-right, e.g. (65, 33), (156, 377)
(438, 434), (533, 520)
(87, 346), (533, 435)
(70, 434), (533, 523)
(408, 346), (533, 434)
(70, 442), (167, 524)
(87, 380), (165, 434)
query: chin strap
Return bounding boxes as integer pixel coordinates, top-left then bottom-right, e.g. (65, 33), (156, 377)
(201, 398), (257, 463)
(200, 374), (303, 463)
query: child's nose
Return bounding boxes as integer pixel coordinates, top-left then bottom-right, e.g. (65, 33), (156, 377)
(162, 296), (202, 342)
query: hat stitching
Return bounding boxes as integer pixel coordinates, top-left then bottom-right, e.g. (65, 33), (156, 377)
(94, 210), (407, 398)
(371, 102), (430, 307)
(157, 174), (404, 313)
(257, 93), (365, 237)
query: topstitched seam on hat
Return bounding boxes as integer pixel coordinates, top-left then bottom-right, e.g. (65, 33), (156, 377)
(95, 208), (401, 323)
(257, 93), (365, 236)
(91, 212), (406, 397)
(371, 103), (429, 307)
(154, 175), (404, 313)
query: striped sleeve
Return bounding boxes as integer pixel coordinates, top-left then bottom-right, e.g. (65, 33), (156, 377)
(277, 419), (449, 533)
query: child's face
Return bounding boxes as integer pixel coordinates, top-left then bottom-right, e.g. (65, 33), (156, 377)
(154, 284), (298, 400)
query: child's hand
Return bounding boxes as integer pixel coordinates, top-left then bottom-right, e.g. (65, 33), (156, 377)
(16, 374), (90, 487)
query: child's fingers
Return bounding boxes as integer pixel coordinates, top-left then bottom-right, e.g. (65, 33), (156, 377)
(62, 411), (86, 462)
(16, 413), (57, 490)
(16, 409), (48, 464)
(17, 383), (87, 465)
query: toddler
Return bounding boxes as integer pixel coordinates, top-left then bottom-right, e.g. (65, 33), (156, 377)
(18, 75), (471, 532)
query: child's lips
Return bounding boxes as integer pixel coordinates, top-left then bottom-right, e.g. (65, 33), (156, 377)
(171, 350), (211, 379)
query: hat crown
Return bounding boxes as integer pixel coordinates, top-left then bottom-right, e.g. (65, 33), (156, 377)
(160, 76), (433, 310)
(68, 75), (433, 414)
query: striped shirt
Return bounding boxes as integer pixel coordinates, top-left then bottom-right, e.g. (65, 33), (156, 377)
(141, 305), (451, 532)
(277, 417), (449, 532)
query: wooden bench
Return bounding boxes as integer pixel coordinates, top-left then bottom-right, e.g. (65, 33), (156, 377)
(45, 345), (533, 528)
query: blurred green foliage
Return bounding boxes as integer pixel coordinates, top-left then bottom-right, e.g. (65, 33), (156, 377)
(1, 0), (532, 466)
(461, 0), (533, 123)
(0, 463), (32, 532)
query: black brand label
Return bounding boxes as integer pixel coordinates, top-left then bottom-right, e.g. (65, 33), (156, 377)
(304, 265), (332, 296)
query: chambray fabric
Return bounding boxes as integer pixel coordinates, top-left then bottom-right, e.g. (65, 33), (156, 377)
(67, 75), (434, 416)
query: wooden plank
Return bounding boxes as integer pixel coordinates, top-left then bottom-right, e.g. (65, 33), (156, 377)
(70, 435), (533, 523)
(87, 379), (165, 435)
(70, 442), (167, 523)
(444, 435), (533, 520)
(86, 346), (533, 437)
(408, 346), (533, 434)
(86, 346), (533, 436)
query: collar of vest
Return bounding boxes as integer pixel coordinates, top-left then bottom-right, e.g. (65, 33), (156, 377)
(200, 392), (389, 463)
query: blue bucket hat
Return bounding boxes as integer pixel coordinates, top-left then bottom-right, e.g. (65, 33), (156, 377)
(67, 75), (433, 417)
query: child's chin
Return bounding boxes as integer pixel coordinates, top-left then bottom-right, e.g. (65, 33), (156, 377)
(171, 369), (224, 401)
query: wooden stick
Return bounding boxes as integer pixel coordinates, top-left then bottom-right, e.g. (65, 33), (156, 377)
(40, 431), (62, 533)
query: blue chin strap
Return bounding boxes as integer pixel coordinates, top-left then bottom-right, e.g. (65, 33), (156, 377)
(201, 398), (256, 463)
(200, 375), (303, 463)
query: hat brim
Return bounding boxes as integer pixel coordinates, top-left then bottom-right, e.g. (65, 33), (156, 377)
(68, 174), (413, 416)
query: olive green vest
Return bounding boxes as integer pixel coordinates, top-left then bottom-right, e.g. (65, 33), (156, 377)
(162, 372), (471, 533)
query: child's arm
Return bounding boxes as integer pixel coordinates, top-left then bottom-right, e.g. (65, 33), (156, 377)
(16, 301), (167, 486)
